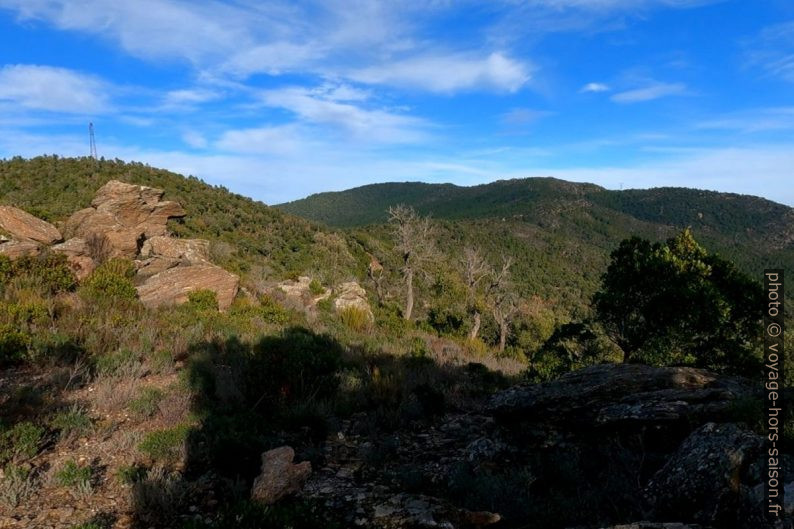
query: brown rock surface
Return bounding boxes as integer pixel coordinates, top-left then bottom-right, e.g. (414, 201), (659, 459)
(251, 446), (312, 505)
(51, 238), (95, 280)
(64, 180), (185, 258)
(0, 239), (41, 258)
(0, 205), (62, 244)
(333, 281), (373, 321)
(140, 235), (209, 263)
(136, 263), (239, 310)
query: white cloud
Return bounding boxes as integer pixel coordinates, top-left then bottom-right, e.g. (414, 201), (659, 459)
(164, 88), (220, 106)
(611, 81), (687, 103)
(580, 82), (609, 92)
(260, 86), (428, 143)
(0, 64), (111, 113)
(349, 52), (531, 93)
(500, 108), (552, 126)
(181, 130), (208, 149)
(215, 124), (305, 155)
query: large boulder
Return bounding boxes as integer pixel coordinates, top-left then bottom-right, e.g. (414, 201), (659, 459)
(333, 281), (373, 321)
(140, 235), (209, 263)
(137, 236), (210, 278)
(251, 446), (312, 505)
(0, 205), (62, 245)
(0, 239), (41, 258)
(51, 237), (95, 280)
(645, 422), (766, 528)
(136, 263), (239, 310)
(63, 180), (185, 258)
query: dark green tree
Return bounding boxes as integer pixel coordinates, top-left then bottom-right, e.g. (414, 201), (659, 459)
(593, 228), (763, 373)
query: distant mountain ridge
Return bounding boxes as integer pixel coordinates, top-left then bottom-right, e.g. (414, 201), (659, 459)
(278, 178), (794, 302)
(277, 178), (792, 244)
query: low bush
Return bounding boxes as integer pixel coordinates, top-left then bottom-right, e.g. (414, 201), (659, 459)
(0, 464), (36, 507)
(79, 259), (137, 302)
(50, 404), (92, 441)
(54, 459), (92, 497)
(129, 387), (164, 419)
(0, 421), (44, 464)
(339, 306), (371, 333)
(138, 424), (191, 465)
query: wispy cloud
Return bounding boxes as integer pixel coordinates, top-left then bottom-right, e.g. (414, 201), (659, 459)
(696, 107), (794, 133)
(349, 52), (531, 93)
(744, 20), (794, 83)
(259, 86), (429, 143)
(0, 64), (111, 113)
(611, 81), (687, 103)
(580, 82), (610, 92)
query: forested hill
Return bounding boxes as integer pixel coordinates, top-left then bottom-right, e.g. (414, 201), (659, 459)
(0, 155), (368, 279)
(278, 178), (792, 243)
(278, 178), (794, 300)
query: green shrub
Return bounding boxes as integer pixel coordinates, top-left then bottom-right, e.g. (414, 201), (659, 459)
(0, 324), (29, 365)
(0, 253), (76, 294)
(0, 421), (44, 464)
(55, 459), (92, 496)
(138, 424), (190, 464)
(187, 289), (219, 312)
(0, 464), (35, 507)
(258, 295), (290, 325)
(79, 259), (137, 302)
(94, 348), (141, 377)
(339, 306), (371, 333)
(116, 464), (147, 485)
(50, 405), (92, 440)
(129, 387), (164, 418)
(308, 279), (325, 296)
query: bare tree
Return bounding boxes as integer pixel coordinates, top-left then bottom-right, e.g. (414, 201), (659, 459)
(487, 256), (516, 352)
(388, 205), (436, 321)
(367, 252), (385, 305)
(462, 247), (491, 340)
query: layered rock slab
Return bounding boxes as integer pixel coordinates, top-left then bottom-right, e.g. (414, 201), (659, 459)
(136, 263), (239, 310)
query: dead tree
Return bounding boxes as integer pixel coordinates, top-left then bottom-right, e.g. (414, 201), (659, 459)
(388, 205), (436, 321)
(488, 256), (516, 352)
(462, 247), (491, 340)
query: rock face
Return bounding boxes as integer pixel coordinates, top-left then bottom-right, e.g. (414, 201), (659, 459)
(0, 239), (41, 258)
(275, 276), (330, 311)
(136, 264), (239, 310)
(0, 205), (62, 244)
(137, 236), (210, 278)
(298, 363), (778, 529)
(64, 180), (185, 258)
(251, 446), (312, 505)
(51, 237), (95, 280)
(489, 363), (754, 430)
(645, 422), (766, 528)
(333, 281), (373, 321)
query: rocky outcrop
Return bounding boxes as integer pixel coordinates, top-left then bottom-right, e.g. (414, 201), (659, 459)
(137, 236), (210, 278)
(645, 422), (766, 528)
(251, 446), (312, 505)
(136, 264), (239, 310)
(0, 205), (62, 245)
(51, 237), (95, 280)
(333, 281), (373, 321)
(140, 236), (209, 263)
(64, 180), (185, 258)
(0, 238), (41, 258)
(489, 363), (754, 430)
(276, 276), (330, 311)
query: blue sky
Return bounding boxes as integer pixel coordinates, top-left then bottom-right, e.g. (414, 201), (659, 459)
(0, 0), (792, 205)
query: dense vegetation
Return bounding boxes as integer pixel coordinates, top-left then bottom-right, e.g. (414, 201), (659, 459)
(279, 179), (794, 301)
(1, 156), (791, 528)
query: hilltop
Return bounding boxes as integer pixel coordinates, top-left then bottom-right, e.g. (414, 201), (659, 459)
(280, 178), (794, 304)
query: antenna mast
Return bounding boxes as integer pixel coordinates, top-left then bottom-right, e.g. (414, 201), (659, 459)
(89, 122), (97, 160)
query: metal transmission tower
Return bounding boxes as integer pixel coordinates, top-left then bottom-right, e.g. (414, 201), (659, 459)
(89, 122), (97, 160)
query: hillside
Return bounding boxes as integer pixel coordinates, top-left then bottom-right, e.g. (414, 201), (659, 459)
(279, 178), (794, 303)
(0, 155), (368, 282)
